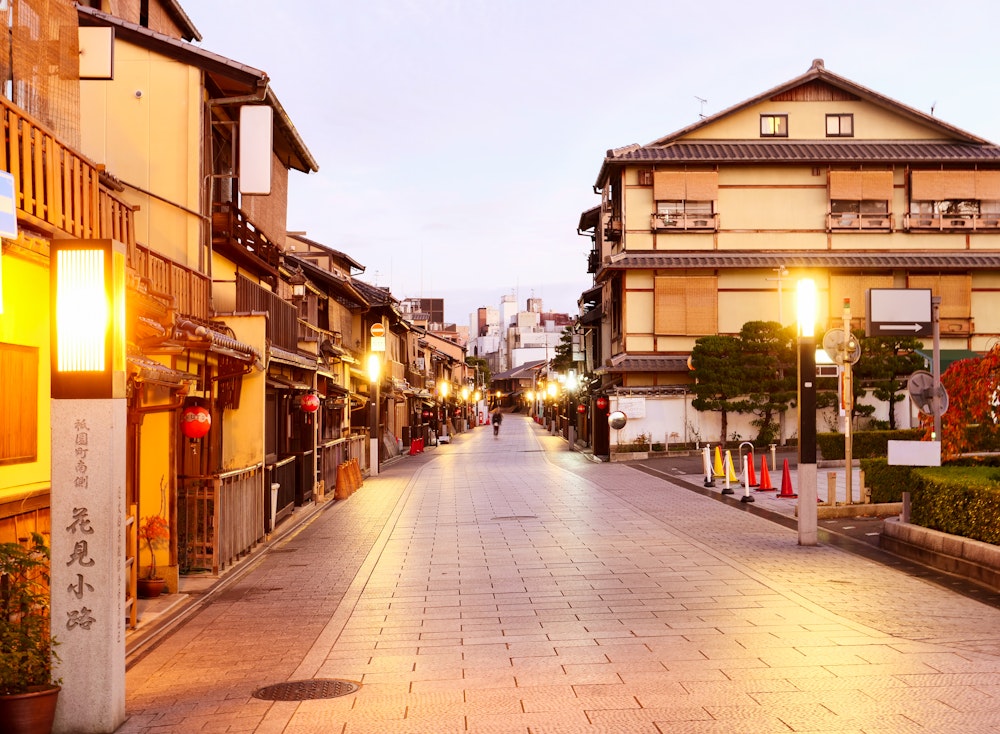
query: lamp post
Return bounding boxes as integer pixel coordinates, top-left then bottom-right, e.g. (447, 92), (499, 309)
(367, 353), (381, 476)
(797, 278), (818, 546)
(50, 239), (128, 732)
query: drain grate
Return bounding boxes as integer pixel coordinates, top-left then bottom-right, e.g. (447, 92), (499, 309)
(252, 679), (360, 701)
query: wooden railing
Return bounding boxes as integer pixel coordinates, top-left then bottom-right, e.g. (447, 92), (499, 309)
(0, 96), (134, 245)
(904, 213), (1000, 231)
(650, 212), (718, 231)
(133, 243), (211, 319)
(212, 202), (281, 278)
(828, 212), (893, 230)
(236, 274), (298, 351)
(177, 464), (265, 575)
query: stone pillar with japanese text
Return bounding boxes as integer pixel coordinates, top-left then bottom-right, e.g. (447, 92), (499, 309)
(50, 399), (126, 733)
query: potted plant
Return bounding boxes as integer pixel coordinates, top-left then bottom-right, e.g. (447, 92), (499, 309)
(137, 515), (170, 599)
(0, 532), (61, 734)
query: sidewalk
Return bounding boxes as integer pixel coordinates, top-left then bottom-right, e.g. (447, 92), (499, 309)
(120, 415), (1000, 733)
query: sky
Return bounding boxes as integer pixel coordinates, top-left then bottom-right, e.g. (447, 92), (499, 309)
(188, 0), (1000, 327)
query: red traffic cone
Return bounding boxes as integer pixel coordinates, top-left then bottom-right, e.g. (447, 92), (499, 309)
(756, 456), (775, 491)
(746, 454), (758, 487)
(777, 458), (797, 498)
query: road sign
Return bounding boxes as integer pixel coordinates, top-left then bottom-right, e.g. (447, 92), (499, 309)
(866, 288), (933, 337)
(907, 370), (948, 416)
(370, 323), (385, 338)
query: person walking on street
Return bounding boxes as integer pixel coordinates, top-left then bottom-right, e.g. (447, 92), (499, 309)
(491, 409), (503, 437)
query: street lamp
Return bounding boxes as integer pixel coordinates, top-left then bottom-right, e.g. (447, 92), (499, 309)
(797, 278), (818, 546)
(368, 353), (381, 475)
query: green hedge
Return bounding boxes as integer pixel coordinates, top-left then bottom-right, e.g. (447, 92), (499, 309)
(817, 429), (923, 460)
(859, 458), (913, 503)
(908, 467), (1000, 544)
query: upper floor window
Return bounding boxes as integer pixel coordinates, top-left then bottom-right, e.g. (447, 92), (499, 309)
(826, 113), (854, 137)
(908, 170), (1000, 230)
(760, 114), (788, 137)
(651, 171), (719, 231)
(828, 170), (893, 230)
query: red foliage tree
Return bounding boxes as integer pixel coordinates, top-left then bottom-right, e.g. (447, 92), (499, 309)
(921, 344), (1000, 459)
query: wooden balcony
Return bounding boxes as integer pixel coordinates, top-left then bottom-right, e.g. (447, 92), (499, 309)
(0, 95), (135, 246)
(132, 243), (210, 320)
(212, 202), (281, 283)
(651, 212), (718, 231)
(828, 212), (893, 231)
(904, 213), (1000, 231)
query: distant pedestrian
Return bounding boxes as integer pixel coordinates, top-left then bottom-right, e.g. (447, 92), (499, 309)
(491, 409), (503, 437)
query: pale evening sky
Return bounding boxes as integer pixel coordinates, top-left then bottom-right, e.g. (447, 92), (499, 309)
(189, 0), (1000, 326)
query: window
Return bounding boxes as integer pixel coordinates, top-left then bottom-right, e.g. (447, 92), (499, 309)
(654, 276), (718, 336)
(826, 114), (854, 137)
(828, 170), (893, 229)
(909, 170), (1000, 228)
(0, 344), (38, 465)
(760, 114), (788, 137)
(651, 171), (718, 229)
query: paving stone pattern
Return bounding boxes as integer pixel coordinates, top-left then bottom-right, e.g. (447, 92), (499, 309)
(120, 417), (1000, 733)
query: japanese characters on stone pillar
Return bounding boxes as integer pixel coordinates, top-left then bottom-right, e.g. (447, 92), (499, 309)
(50, 240), (127, 733)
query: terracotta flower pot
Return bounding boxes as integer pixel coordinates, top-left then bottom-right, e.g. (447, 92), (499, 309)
(137, 577), (166, 599)
(0, 684), (60, 734)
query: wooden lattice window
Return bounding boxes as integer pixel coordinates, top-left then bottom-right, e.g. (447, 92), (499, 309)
(0, 344), (38, 465)
(654, 275), (718, 335)
(829, 274), (894, 321)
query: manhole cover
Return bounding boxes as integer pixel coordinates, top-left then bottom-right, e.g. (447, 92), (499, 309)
(252, 679), (360, 701)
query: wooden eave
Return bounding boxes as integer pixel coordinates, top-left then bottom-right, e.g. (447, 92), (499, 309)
(77, 5), (318, 173)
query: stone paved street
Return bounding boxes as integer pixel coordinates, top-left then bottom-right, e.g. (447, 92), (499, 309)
(119, 415), (1000, 733)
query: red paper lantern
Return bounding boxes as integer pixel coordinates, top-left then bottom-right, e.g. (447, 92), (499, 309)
(454, 408), (461, 416)
(421, 410), (430, 418)
(595, 396), (609, 411)
(577, 404), (587, 414)
(300, 393), (320, 412)
(180, 405), (211, 439)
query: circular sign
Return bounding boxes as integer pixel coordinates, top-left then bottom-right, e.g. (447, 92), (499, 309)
(370, 323), (385, 338)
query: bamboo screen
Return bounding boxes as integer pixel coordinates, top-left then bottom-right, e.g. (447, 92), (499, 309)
(828, 274), (894, 320)
(0, 0), (81, 150)
(653, 275), (717, 335)
(652, 172), (718, 201)
(907, 274), (971, 318)
(910, 171), (977, 200)
(829, 170), (893, 200)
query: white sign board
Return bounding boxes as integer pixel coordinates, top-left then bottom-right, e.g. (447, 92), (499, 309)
(615, 396), (646, 419)
(887, 440), (941, 466)
(370, 336), (385, 352)
(866, 288), (933, 337)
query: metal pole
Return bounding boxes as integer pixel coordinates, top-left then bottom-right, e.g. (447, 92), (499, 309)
(798, 333), (818, 545)
(843, 299), (853, 505)
(931, 296), (942, 441)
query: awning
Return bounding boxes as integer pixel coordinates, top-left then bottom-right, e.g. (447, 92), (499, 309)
(916, 349), (981, 373)
(127, 354), (198, 387)
(173, 318), (262, 368)
(266, 375), (311, 390)
(269, 346), (318, 370)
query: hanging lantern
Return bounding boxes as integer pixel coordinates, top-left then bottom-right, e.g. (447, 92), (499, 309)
(300, 393), (320, 412)
(421, 409), (430, 419)
(595, 396), (609, 411)
(577, 404), (587, 414)
(180, 405), (211, 439)
(454, 408), (461, 416)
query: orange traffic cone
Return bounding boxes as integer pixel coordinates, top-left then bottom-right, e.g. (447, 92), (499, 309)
(756, 456), (775, 491)
(713, 446), (725, 477)
(777, 458), (797, 498)
(745, 454), (758, 487)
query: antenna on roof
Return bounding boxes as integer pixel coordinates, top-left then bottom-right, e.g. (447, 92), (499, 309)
(695, 95), (708, 119)
(930, 101), (937, 116)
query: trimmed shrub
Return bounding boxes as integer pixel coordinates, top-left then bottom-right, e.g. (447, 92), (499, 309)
(818, 429), (923, 460)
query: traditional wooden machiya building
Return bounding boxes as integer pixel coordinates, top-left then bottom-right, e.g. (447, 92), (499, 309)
(580, 59), (1000, 449)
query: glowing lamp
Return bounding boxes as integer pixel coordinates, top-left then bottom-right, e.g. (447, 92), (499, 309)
(577, 404), (587, 414)
(595, 396), (609, 411)
(300, 393), (320, 412)
(180, 405), (212, 439)
(51, 239), (127, 399)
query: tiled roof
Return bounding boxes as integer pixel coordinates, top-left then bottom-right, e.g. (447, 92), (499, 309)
(601, 251), (1000, 273)
(611, 141), (1000, 164)
(598, 355), (690, 374)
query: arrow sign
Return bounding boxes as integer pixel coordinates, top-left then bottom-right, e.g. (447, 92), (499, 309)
(875, 323), (927, 333)
(866, 288), (933, 337)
